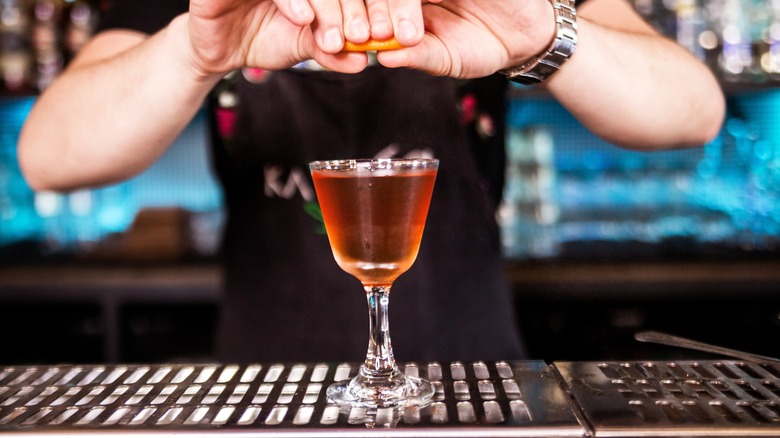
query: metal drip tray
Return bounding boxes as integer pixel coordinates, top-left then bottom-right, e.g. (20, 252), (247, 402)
(6, 360), (780, 436)
(0, 360), (582, 437)
(557, 361), (780, 437)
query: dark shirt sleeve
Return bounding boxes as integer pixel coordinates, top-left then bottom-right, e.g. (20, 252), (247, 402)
(97, 0), (189, 35)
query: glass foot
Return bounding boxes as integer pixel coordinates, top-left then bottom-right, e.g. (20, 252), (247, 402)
(327, 372), (434, 408)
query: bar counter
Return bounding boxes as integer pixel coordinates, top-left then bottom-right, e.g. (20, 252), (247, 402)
(3, 360), (780, 436)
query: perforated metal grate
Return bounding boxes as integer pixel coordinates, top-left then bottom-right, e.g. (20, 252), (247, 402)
(0, 360), (582, 436)
(557, 361), (780, 436)
(6, 360), (780, 436)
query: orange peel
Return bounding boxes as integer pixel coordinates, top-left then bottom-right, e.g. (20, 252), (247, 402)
(342, 37), (403, 52)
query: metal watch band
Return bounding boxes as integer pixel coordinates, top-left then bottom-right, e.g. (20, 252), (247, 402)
(500, 0), (577, 85)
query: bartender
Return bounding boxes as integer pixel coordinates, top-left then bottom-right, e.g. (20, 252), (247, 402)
(17, 0), (725, 363)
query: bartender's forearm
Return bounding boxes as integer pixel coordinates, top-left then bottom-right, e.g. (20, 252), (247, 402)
(544, 5), (725, 150)
(18, 14), (222, 192)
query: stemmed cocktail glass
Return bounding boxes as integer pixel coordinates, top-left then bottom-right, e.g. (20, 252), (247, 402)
(309, 158), (438, 408)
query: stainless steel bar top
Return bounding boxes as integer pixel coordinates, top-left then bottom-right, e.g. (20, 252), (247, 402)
(556, 360), (780, 437)
(0, 360), (582, 437)
(3, 360), (780, 437)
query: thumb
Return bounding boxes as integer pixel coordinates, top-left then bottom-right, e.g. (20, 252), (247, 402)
(376, 38), (455, 76)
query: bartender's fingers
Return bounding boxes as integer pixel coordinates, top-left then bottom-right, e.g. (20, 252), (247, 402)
(341, 0), (371, 44)
(303, 31), (371, 72)
(273, 0), (315, 25)
(308, 0), (347, 53)
(364, 0), (425, 44)
(363, 0), (392, 39)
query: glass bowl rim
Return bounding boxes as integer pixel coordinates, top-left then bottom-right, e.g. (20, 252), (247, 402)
(309, 158), (439, 171)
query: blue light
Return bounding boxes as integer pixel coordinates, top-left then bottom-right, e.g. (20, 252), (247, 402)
(0, 97), (41, 246)
(503, 93), (780, 258)
(0, 100), (224, 257)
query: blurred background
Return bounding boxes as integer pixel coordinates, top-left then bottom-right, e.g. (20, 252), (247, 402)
(0, 0), (779, 365)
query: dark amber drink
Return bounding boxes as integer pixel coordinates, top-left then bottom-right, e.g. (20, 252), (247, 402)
(312, 167), (437, 286)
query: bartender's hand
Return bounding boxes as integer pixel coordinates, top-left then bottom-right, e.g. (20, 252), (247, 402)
(185, 0), (366, 75)
(374, 0), (556, 78)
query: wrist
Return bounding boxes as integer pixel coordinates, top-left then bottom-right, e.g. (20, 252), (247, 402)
(500, 0), (577, 85)
(167, 13), (228, 85)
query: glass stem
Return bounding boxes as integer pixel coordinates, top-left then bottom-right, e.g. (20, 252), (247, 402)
(361, 285), (399, 378)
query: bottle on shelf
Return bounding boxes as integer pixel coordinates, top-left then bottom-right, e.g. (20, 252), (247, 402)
(0, 0), (34, 93)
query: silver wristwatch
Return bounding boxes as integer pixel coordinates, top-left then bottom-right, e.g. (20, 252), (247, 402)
(500, 0), (577, 85)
